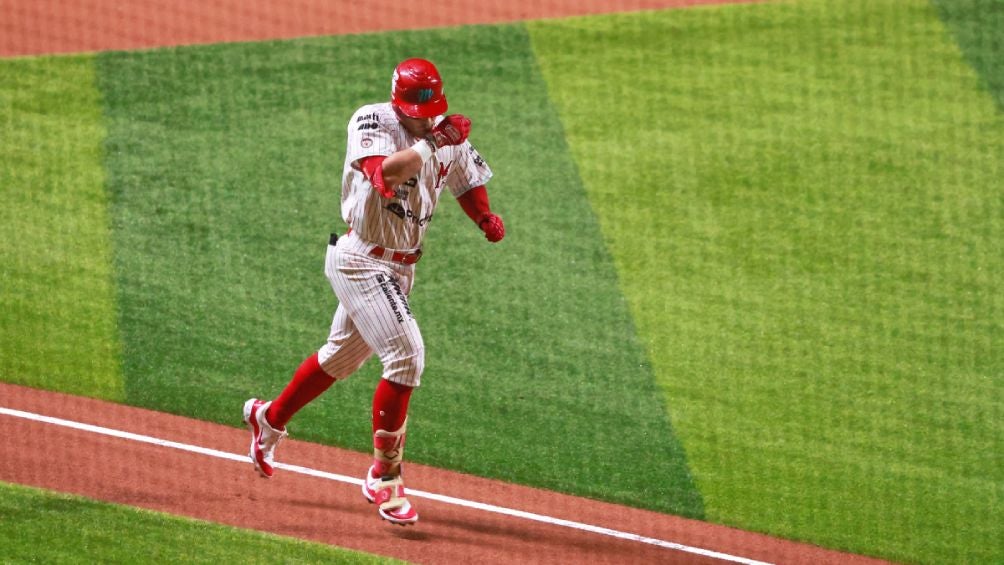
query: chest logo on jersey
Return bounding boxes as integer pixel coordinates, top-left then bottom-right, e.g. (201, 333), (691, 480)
(385, 202), (434, 227)
(435, 163), (450, 189)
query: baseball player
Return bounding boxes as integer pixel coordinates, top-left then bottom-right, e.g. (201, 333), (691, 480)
(243, 58), (504, 525)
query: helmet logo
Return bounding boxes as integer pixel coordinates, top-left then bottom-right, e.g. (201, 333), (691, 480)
(416, 88), (434, 103)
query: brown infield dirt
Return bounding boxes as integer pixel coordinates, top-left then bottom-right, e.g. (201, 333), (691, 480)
(2, 1), (893, 563)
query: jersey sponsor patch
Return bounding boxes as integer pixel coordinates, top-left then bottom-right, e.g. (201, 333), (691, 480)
(357, 122), (379, 131)
(384, 202), (433, 226)
(385, 202), (406, 219)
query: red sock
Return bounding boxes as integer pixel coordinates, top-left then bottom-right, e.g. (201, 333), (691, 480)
(372, 379), (413, 478)
(372, 379), (413, 433)
(266, 353), (334, 429)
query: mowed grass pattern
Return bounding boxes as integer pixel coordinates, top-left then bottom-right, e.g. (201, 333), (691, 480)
(933, 0), (1004, 113)
(0, 55), (124, 400)
(529, 0), (1003, 563)
(1, 2), (1001, 564)
(95, 25), (702, 517)
(0, 482), (402, 564)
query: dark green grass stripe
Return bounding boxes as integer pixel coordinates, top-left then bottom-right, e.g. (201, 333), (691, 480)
(95, 25), (703, 517)
(932, 0), (1004, 112)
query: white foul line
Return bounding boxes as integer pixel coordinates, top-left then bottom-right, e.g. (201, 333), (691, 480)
(0, 406), (772, 565)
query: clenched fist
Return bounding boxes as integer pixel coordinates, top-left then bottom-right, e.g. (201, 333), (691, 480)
(479, 213), (505, 243)
(425, 114), (471, 149)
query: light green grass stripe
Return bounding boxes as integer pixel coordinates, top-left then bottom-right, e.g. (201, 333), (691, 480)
(529, 1), (1002, 564)
(0, 481), (404, 563)
(0, 55), (124, 401)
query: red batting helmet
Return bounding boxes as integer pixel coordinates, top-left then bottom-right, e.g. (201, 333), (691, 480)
(391, 58), (448, 119)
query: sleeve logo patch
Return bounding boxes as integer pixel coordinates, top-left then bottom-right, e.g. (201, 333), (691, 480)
(361, 138), (373, 148)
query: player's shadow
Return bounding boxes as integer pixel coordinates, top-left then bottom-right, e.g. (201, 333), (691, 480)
(420, 512), (556, 547)
(279, 497), (566, 549)
(281, 496), (375, 519)
(386, 527), (431, 541)
(422, 512), (642, 560)
(283, 497), (434, 541)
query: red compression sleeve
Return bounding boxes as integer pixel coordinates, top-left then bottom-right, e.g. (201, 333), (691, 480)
(372, 379), (413, 434)
(456, 185), (491, 223)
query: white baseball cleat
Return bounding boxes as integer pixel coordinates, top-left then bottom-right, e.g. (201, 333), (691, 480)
(362, 465), (419, 525)
(242, 398), (287, 478)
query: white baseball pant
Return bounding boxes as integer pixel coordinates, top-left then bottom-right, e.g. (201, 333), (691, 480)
(316, 231), (425, 387)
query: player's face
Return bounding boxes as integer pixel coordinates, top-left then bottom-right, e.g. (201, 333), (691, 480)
(394, 106), (435, 138)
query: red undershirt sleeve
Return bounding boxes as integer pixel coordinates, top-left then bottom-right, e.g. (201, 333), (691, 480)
(456, 185), (490, 224)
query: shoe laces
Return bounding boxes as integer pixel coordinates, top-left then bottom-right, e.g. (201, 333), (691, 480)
(258, 419), (287, 455)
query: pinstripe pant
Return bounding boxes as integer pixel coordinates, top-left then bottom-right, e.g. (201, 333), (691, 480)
(317, 232), (424, 387)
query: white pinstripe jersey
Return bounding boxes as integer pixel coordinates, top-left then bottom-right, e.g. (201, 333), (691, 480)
(341, 102), (493, 251)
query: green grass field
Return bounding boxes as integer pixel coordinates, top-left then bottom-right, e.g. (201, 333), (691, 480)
(0, 56), (123, 400)
(0, 482), (401, 564)
(530, 0), (1003, 561)
(1, 1), (1001, 563)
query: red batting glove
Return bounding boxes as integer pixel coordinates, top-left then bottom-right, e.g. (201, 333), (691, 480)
(426, 114), (471, 149)
(479, 213), (505, 243)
